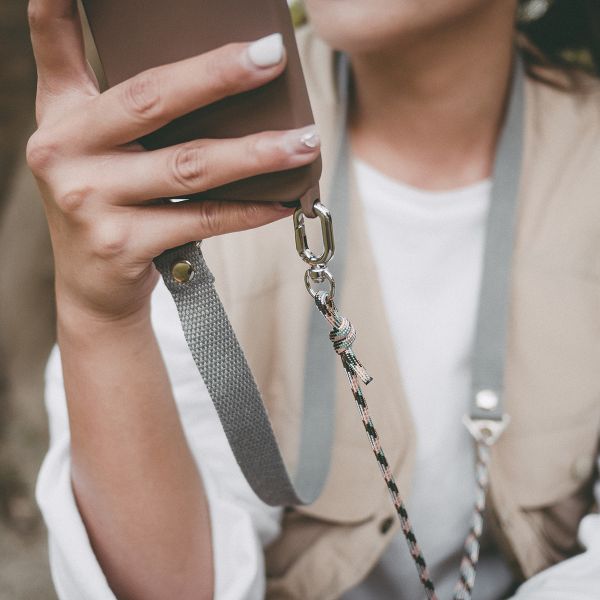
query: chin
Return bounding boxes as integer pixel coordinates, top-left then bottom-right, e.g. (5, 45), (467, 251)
(303, 0), (499, 53)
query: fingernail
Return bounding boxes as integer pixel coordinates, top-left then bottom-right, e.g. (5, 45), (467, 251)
(247, 33), (284, 68)
(283, 125), (321, 154)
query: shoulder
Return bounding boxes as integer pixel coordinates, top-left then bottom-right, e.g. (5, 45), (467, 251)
(524, 71), (600, 206)
(520, 72), (600, 278)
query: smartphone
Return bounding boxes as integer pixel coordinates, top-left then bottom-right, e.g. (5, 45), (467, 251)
(80, 0), (321, 213)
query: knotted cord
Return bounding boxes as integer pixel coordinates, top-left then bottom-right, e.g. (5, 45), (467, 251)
(314, 291), (438, 600)
(314, 290), (495, 600)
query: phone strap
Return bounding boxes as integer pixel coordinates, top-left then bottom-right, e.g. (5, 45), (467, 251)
(293, 53), (523, 600)
(154, 234), (333, 505)
(152, 50), (352, 507)
(154, 48), (523, 600)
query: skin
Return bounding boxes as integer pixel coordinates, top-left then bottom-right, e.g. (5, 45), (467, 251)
(307, 0), (518, 189)
(27, 0), (517, 598)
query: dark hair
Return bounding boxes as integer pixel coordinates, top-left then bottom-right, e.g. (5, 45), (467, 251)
(518, 0), (600, 77)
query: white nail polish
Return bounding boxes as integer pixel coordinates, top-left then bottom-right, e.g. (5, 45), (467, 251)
(300, 129), (320, 149)
(247, 33), (284, 68)
(283, 125), (320, 154)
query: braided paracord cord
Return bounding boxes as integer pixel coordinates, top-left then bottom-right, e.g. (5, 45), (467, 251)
(453, 441), (491, 600)
(314, 291), (437, 599)
(314, 291), (493, 600)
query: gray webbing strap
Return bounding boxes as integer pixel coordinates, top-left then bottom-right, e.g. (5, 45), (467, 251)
(154, 53), (350, 507)
(154, 241), (330, 506)
(467, 57), (524, 428)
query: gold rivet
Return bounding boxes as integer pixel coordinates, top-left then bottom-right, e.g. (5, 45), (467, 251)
(171, 260), (194, 283)
(479, 426), (493, 440)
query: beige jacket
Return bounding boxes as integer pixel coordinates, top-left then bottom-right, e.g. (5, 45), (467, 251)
(201, 25), (600, 600)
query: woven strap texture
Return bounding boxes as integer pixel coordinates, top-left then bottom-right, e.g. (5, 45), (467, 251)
(154, 243), (329, 506)
(152, 53), (352, 507)
(470, 55), (524, 421)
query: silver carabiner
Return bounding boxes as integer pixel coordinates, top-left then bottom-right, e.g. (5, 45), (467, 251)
(304, 266), (336, 300)
(293, 201), (335, 267)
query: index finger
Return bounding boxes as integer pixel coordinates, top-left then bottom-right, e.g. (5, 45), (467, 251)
(65, 36), (287, 150)
(28, 0), (93, 98)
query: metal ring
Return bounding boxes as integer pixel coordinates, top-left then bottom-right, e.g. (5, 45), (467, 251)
(294, 201), (335, 266)
(304, 268), (335, 300)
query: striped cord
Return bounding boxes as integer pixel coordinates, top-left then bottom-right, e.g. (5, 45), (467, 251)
(452, 441), (491, 599)
(314, 291), (492, 600)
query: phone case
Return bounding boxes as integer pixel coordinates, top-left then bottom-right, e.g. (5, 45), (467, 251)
(80, 0), (321, 214)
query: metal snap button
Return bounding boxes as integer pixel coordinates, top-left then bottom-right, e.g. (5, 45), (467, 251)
(379, 516), (394, 534)
(171, 260), (194, 283)
(475, 389), (499, 411)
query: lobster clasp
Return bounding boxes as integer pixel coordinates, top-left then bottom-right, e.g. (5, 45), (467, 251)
(293, 201), (335, 267)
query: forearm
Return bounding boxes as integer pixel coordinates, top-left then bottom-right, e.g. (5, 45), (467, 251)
(27, 6), (311, 596)
(58, 301), (213, 600)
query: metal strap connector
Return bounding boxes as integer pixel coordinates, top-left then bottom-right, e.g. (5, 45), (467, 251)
(293, 201), (335, 266)
(304, 266), (336, 300)
(463, 415), (511, 446)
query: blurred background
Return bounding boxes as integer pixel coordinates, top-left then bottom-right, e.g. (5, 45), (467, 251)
(0, 1), (56, 598)
(0, 1), (597, 598)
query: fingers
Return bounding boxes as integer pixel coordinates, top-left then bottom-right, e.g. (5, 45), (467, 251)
(135, 200), (294, 258)
(72, 34), (287, 150)
(31, 124), (320, 208)
(28, 0), (92, 97)
(110, 126), (321, 204)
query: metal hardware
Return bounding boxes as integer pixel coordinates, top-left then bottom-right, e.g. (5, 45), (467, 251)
(293, 201), (337, 300)
(294, 201), (335, 266)
(304, 267), (336, 300)
(171, 260), (194, 283)
(463, 414), (511, 446)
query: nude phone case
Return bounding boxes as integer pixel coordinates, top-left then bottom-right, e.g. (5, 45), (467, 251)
(80, 0), (321, 214)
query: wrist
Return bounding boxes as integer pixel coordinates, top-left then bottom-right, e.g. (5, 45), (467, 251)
(56, 291), (153, 346)
(53, 262), (159, 329)
(55, 272), (155, 329)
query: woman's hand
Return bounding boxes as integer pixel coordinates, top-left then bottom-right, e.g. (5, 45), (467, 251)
(27, 4), (322, 598)
(26, 0), (320, 323)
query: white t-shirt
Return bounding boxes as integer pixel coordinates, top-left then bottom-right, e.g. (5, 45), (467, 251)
(342, 159), (513, 600)
(37, 158), (600, 600)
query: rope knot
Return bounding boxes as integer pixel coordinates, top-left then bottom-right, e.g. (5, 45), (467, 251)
(330, 315), (356, 354)
(314, 291), (373, 385)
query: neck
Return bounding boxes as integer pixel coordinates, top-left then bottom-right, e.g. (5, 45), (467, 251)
(347, 2), (517, 190)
